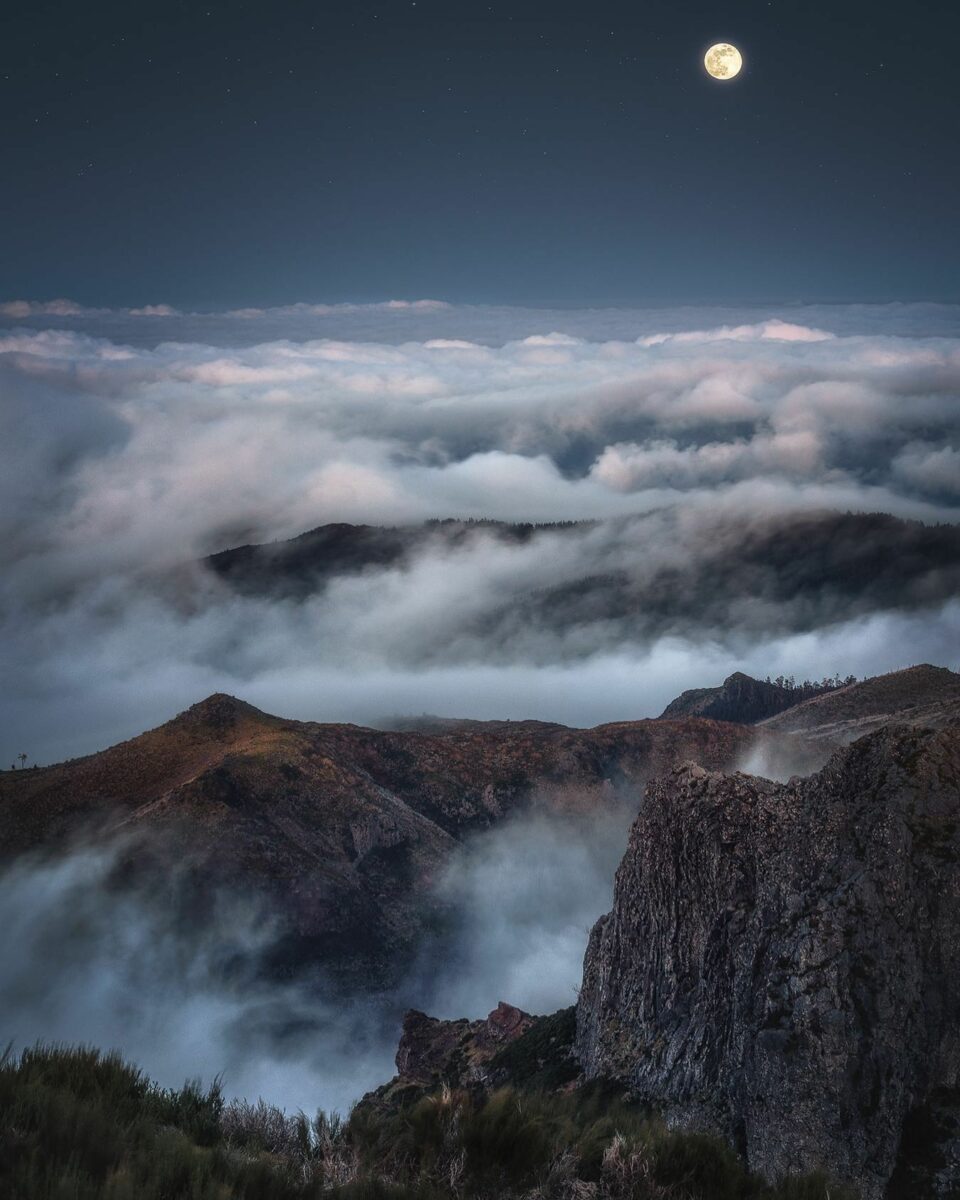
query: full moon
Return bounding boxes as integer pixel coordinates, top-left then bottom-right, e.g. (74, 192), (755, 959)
(704, 42), (743, 80)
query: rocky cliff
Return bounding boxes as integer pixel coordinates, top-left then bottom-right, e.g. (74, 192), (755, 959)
(575, 722), (960, 1199)
(659, 671), (826, 724)
(361, 1003), (579, 1114)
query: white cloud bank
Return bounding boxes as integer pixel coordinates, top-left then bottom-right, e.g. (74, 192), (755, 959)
(0, 301), (958, 762)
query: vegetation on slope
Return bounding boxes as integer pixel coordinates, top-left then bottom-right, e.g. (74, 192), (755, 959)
(0, 1043), (858, 1199)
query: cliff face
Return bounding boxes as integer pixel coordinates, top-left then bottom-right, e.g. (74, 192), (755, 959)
(575, 723), (960, 1199)
(659, 671), (812, 724)
(361, 1003), (579, 1115)
(394, 1002), (536, 1084)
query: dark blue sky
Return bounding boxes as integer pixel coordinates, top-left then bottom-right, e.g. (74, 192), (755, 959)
(3, 0), (957, 308)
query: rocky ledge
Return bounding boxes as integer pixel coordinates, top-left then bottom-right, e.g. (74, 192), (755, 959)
(363, 1003), (579, 1112)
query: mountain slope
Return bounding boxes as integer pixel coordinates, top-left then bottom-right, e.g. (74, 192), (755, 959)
(758, 663), (960, 745)
(0, 694), (755, 988)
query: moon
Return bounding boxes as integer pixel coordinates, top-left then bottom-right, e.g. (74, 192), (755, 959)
(704, 42), (743, 80)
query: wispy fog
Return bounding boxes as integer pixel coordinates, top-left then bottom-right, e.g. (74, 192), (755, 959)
(0, 803), (632, 1114)
(411, 805), (635, 1019)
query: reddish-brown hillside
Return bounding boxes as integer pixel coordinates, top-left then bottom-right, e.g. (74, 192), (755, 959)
(0, 694), (755, 988)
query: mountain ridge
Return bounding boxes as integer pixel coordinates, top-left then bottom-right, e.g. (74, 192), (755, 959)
(196, 514), (960, 660)
(758, 663), (960, 745)
(0, 694), (758, 989)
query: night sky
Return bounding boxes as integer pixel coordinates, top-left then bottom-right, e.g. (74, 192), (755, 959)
(3, 0), (958, 307)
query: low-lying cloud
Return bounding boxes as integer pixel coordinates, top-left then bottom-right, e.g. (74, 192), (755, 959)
(1, 299), (958, 762)
(0, 843), (399, 1113)
(0, 802), (631, 1114)
(413, 805), (634, 1020)
(2, 299), (959, 1118)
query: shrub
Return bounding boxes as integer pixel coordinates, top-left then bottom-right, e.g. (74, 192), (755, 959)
(0, 1041), (859, 1200)
(0, 1042), (320, 1200)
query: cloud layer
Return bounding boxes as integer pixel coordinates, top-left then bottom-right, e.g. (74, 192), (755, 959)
(1, 301), (958, 762)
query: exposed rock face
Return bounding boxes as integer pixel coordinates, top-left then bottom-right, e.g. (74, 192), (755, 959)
(659, 671), (816, 724)
(575, 723), (960, 1199)
(362, 1004), (579, 1113)
(395, 1003), (536, 1087)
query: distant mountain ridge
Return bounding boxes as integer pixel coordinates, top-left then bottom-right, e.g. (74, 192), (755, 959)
(205, 518), (587, 598)
(659, 670), (853, 725)
(199, 514), (960, 658)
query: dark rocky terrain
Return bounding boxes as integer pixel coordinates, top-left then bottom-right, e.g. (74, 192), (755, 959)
(575, 720), (960, 1199)
(3, 665), (955, 996)
(659, 670), (846, 725)
(364, 1002), (583, 1109)
(0, 692), (755, 989)
(6, 663), (960, 1198)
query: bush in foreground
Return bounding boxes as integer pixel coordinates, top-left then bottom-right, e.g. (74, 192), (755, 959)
(0, 1043), (857, 1199)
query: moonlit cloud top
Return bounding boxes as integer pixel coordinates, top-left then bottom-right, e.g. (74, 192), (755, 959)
(1, 301), (958, 762)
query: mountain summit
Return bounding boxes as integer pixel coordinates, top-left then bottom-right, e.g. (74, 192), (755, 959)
(0, 695), (756, 989)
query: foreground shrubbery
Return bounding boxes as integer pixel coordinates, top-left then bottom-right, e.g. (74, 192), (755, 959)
(0, 1044), (316, 1200)
(0, 1044), (856, 1199)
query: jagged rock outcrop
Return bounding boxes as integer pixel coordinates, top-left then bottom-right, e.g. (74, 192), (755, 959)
(575, 723), (960, 1199)
(659, 671), (830, 724)
(396, 1003), (536, 1086)
(363, 1003), (533, 1112)
(362, 1004), (579, 1113)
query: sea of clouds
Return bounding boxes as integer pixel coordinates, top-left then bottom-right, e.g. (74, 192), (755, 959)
(2, 297), (959, 1114)
(2, 299), (959, 763)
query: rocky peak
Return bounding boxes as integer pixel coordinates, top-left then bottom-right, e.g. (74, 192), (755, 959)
(395, 1002), (536, 1087)
(658, 671), (816, 724)
(167, 693), (270, 737)
(575, 723), (960, 1198)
